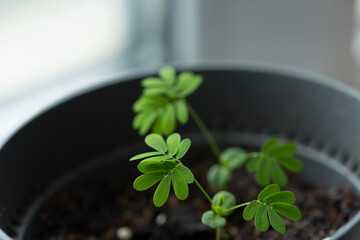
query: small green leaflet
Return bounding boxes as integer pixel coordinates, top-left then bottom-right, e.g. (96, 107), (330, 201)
(246, 137), (303, 186)
(132, 66), (202, 136)
(207, 164), (232, 189)
(201, 210), (227, 229)
(243, 184), (301, 234)
(130, 133), (194, 207)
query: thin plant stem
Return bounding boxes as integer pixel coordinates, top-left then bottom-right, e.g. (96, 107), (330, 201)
(216, 228), (221, 240)
(225, 201), (251, 212)
(184, 99), (222, 161)
(194, 177), (214, 205)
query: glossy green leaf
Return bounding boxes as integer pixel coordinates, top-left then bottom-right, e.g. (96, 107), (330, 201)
(159, 66), (176, 85)
(255, 159), (270, 186)
(137, 160), (171, 173)
(201, 210), (227, 229)
(261, 137), (278, 153)
(268, 207), (286, 234)
(175, 100), (188, 124)
(177, 164), (194, 183)
(257, 184), (280, 200)
(162, 104), (176, 135)
(220, 147), (247, 170)
(269, 143), (296, 157)
(271, 203), (301, 220)
(145, 134), (167, 153)
(243, 200), (258, 221)
(133, 171), (166, 191)
(171, 169), (189, 200)
(207, 164), (232, 189)
(152, 111), (165, 134)
(212, 191), (236, 216)
(132, 111), (151, 129)
(166, 133), (181, 156)
(277, 157), (303, 172)
(246, 157), (261, 172)
(254, 202), (269, 232)
(153, 175), (171, 207)
(264, 191), (296, 205)
(176, 138), (191, 159)
(269, 162), (288, 186)
(130, 151), (161, 161)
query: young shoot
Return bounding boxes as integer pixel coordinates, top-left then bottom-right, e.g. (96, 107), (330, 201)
(132, 66), (303, 191)
(130, 134), (301, 239)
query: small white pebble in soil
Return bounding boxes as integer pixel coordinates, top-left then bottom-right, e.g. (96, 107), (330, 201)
(116, 226), (132, 240)
(156, 213), (167, 225)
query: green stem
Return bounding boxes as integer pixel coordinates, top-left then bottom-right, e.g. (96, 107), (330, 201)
(194, 178), (214, 205)
(216, 228), (221, 240)
(225, 201), (251, 212)
(184, 99), (222, 161)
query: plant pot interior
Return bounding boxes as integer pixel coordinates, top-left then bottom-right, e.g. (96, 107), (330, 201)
(0, 66), (360, 239)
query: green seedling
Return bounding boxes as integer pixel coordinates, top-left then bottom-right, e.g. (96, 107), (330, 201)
(130, 66), (303, 239)
(130, 134), (301, 239)
(133, 66), (303, 189)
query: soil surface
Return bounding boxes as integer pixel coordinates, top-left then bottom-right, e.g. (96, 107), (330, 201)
(28, 149), (360, 240)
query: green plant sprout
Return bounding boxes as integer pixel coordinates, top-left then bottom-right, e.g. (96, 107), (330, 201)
(130, 133), (301, 239)
(133, 66), (303, 189)
(130, 66), (303, 239)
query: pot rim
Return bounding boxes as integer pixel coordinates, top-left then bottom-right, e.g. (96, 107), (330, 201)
(1, 60), (360, 240)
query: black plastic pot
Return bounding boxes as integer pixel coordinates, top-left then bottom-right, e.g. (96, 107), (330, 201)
(0, 63), (360, 239)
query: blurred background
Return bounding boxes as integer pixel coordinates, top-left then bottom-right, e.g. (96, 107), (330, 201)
(0, 0), (359, 145)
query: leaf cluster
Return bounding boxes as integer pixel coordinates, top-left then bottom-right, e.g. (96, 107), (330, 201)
(130, 133), (194, 207)
(133, 66), (202, 135)
(207, 147), (247, 188)
(246, 138), (303, 186)
(201, 191), (236, 229)
(243, 184), (301, 233)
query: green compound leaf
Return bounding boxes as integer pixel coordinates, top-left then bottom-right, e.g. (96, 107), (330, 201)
(255, 202), (269, 232)
(166, 133), (181, 156)
(258, 184), (280, 200)
(145, 134), (167, 153)
(247, 137), (302, 187)
(207, 164), (232, 189)
(153, 174), (171, 207)
(130, 151), (161, 161)
(271, 203), (302, 220)
(220, 147), (247, 170)
(171, 168), (189, 200)
(177, 164), (194, 183)
(277, 157), (303, 172)
(176, 138), (191, 159)
(264, 191), (296, 205)
(201, 210), (227, 229)
(142, 155), (172, 162)
(175, 100), (189, 124)
(268, 207), (286, 234)
(212, 191), (236, 216)
(133, 171), (166, 191)
(243, 200), (259, 221)
(133, 66), (202, 136)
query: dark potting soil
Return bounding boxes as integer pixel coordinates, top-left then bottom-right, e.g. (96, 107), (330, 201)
(28, 150), (360, 240)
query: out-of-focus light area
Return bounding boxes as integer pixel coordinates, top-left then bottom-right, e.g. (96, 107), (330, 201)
(0, 0), (129, 101)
